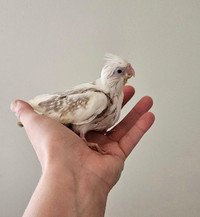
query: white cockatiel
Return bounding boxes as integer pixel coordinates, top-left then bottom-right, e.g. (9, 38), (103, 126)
(24, 54), (135, 152)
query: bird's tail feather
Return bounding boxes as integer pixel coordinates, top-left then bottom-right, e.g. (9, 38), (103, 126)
(17, 121), (23, 127)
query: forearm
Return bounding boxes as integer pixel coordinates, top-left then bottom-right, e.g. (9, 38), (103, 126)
(23, 167), (108, 217)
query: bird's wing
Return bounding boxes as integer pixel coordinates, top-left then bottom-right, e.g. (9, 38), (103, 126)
(29, 87), (110, 125)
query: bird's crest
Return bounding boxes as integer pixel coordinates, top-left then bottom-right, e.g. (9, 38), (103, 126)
(104, 53), (128, 67)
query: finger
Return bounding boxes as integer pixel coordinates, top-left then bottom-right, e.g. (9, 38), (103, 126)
(11, 100), (47, 144)
(108, 96), (153, 141)
(122, 85), (135, 107)
(119, 112), (155, 158)
(11, 98), (82, 132)
(11, 100), (39, 127)
(10, 99), (66, 133)
(10, 100), (71, 142)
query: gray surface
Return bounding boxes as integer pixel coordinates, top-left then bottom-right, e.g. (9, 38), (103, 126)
(1, 0), (200, 216)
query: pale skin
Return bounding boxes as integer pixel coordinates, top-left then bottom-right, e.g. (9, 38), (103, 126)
(10, 86), (155, 217)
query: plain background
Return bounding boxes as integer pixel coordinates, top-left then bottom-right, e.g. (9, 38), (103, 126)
(1, 0), (200, 216)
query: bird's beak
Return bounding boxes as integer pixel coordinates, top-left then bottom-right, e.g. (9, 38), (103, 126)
(124, 63), (135, 84)
(126, 63), (135, 78)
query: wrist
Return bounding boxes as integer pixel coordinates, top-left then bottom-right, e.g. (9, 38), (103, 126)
(75, 173), (108, 217)
(43, 164), (108, 217)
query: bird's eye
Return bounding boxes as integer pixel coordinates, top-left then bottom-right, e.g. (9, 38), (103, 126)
(114, 68), (124, 75)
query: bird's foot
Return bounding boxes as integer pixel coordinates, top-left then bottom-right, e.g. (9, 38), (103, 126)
(87, 142), (107, 154)
(80, 133), (106, 154)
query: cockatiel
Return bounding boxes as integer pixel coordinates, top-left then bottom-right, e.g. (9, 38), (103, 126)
(21, 54), (135, 153)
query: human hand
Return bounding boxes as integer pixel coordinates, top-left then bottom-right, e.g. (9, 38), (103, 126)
(11, 86), (155, 217)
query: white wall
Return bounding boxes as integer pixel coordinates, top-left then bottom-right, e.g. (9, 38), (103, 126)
(1, 0), (200, 216)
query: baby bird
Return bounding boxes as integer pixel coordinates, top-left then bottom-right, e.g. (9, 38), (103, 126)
(21, 54), (135, 153)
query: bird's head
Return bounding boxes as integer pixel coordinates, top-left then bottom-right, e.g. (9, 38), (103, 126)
(101, 53), (135, 91)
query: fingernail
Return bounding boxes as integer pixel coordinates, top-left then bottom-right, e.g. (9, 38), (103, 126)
(10, 100), (18, 113)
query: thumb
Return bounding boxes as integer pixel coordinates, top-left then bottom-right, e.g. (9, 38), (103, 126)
(10, 100), (37, 127)
(10, 99), (54, 146)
